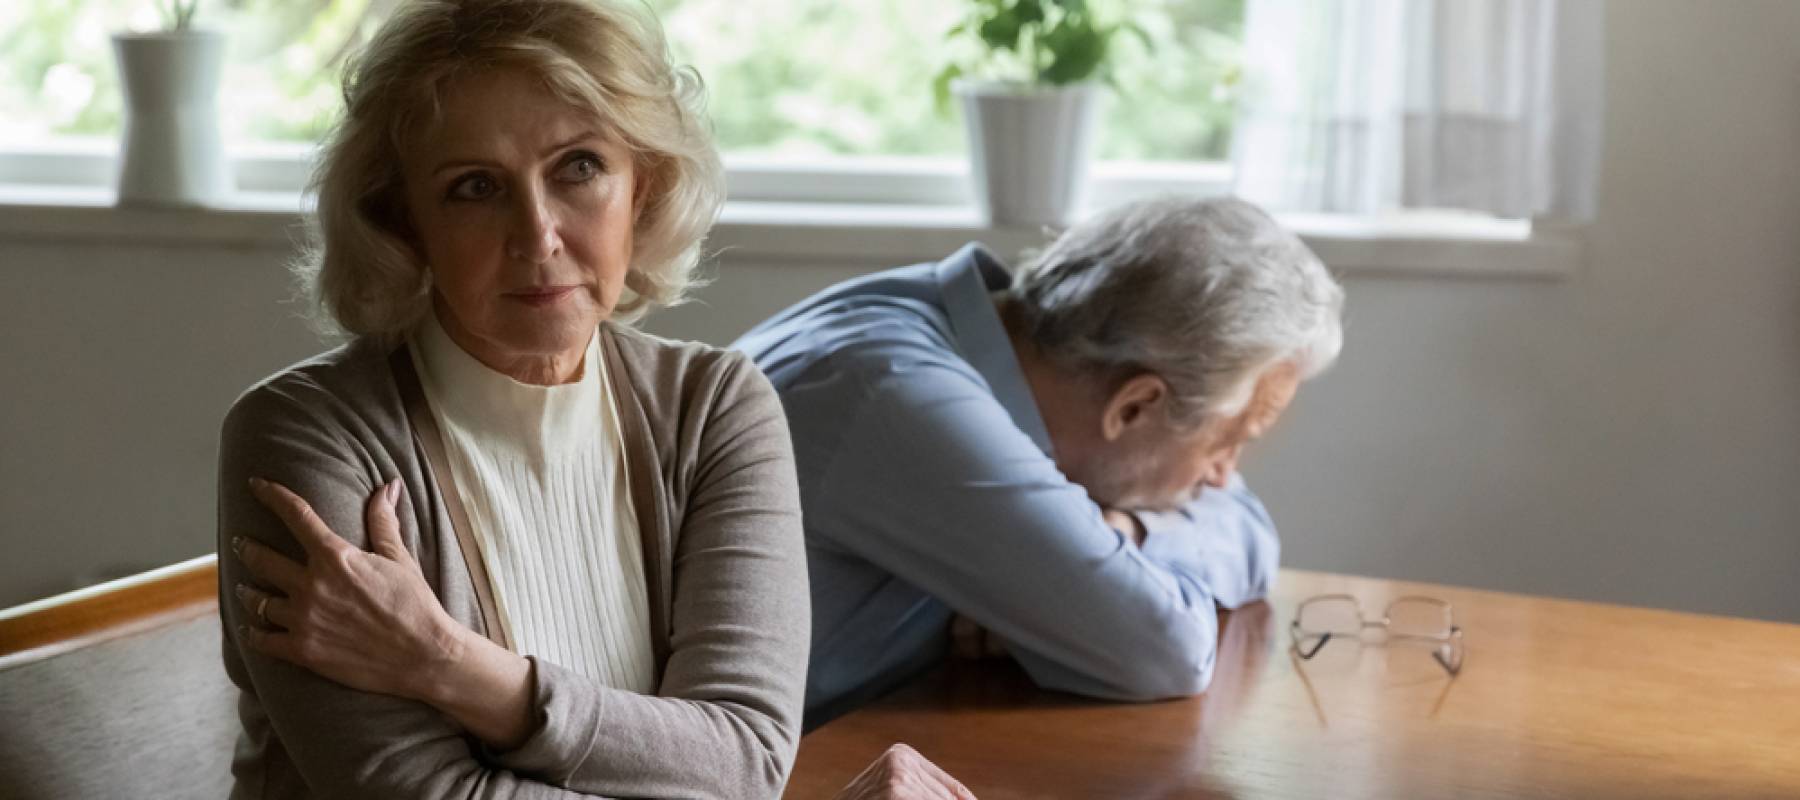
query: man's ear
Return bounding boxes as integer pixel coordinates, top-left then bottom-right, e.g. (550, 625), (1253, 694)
(1101, 373), (1168, 442)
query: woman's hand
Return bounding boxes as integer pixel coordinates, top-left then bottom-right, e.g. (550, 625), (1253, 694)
(834, 744), (977, 800)
(230, 477), (460, 702)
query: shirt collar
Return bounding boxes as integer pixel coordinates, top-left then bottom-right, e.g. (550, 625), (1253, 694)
(935, 243), (1055, 456)
(409, 308), (605, 460)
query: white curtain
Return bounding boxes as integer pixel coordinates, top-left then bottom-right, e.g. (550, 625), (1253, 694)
(1230, 0), (1603, 221)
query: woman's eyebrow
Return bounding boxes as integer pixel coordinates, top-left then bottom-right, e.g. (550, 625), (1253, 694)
(432, 158), (494, 176)
(538, 131), (601, 157)
(430, 132), (601, 176)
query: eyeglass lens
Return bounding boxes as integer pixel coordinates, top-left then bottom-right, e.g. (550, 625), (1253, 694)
(1386, 598), (1454, 639)
(1296, 597), (1363, 636)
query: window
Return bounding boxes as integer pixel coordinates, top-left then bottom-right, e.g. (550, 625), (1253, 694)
(1, 0), (369, 145)
(1, 0), (1245, 202)
(649, 0), (1244, 162)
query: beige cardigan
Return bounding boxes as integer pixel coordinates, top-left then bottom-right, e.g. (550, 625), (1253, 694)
(215, 324), (810, 799)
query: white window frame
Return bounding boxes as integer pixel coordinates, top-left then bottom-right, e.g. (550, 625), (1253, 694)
(0, 137), (1233, 203)
(0, 137), (1582, 279)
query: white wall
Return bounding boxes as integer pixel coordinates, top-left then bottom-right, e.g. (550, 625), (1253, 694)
(0, 239), (323, 602)
(4, 1), (1797, 621)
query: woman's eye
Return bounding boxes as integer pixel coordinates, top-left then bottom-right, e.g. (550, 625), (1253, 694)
(556, 153), (603, 183)
(448, 173), (498, 201)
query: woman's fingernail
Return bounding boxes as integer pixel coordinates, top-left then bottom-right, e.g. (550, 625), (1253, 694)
(234, 583), (247, 600)
(231, 537), (244, 555)
(248, 477), (267, 491)
(385, 480), (401, 508)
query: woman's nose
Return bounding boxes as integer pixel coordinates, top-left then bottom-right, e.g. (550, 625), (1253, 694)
(506, 192), (561, 264)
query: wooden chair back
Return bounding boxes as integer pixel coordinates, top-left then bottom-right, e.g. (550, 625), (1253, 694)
(0, 554), (236, 799)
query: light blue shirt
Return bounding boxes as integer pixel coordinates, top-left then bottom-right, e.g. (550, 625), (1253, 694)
(734, 244), (1280, 726)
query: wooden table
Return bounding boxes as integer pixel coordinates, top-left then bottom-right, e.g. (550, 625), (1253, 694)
(784, 569), (1800, 799)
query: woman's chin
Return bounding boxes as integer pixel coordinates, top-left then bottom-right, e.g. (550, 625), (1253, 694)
(490, 313), (599, 355)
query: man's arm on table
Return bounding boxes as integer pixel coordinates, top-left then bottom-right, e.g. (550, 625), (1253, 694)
(812, 365), (1278, 700)
(1134, 471), (1281, 610)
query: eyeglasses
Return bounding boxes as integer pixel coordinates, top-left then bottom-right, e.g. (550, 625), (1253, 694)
(1289, 594), (1464, 676)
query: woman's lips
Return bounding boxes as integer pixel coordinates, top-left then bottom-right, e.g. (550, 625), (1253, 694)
(505, 286), (580, 307)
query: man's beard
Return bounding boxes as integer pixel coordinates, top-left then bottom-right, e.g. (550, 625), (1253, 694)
(1076, 448), (1192, 512)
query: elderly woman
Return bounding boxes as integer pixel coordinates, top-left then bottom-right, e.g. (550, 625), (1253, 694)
(215, 1), (824, 797)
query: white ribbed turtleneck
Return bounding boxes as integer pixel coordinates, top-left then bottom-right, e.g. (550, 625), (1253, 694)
(408, 311), (656, 694)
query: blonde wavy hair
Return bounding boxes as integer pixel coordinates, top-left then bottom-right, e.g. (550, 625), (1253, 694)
(296, 0), (724, 339)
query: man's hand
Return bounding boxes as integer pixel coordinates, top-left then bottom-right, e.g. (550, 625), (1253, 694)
(1102, 508), (1146, 547)
(833, 744), (977, 800)
(949, 614), (1008, 660)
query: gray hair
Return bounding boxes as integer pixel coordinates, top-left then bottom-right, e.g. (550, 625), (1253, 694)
(1006, 196), (1344, 425)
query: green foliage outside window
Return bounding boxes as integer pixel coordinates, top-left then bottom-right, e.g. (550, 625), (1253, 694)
(930, 0), (1141, 112)
(0, 0), (382, 145)
(0, 0), (1242, 162)
(157, 0), (204, 30)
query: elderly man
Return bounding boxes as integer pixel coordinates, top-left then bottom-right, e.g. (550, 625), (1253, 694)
(734, 196), (1345, 726)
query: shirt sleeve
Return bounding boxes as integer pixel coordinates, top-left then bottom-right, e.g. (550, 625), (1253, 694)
(811, 362), (1275, 701)
(217, 382), (608, 799)
(1135, 471), (1282, 610)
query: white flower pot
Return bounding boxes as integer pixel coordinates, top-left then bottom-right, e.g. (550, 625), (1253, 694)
(956, 80), (1101, 227)
(112, 31), (232, 207)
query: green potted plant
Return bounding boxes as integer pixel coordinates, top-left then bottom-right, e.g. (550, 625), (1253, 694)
(113, 0), (232, 207)
(934, 0), (1136, 226)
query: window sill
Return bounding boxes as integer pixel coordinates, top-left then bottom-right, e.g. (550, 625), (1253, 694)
(0, 186), (1583, 279)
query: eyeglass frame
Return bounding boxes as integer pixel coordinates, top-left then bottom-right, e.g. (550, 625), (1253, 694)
(1288, 593), (1465, 676)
